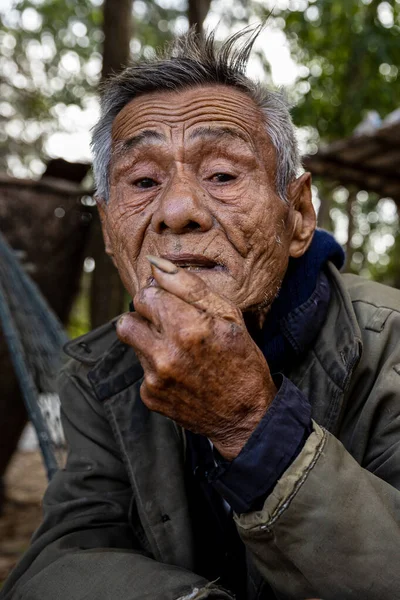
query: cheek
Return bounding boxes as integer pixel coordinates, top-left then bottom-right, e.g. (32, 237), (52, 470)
(246, 185), (288, 251)
(235, 192), (290, 308)
(211, 180), (272, 257)
(105, 198), (153, 295)
(228, 184), (284, 256)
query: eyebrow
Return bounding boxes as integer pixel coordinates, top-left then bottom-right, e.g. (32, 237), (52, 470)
(113, 125), (251, 160)
(188, 126), (251, 145)
(114, 130), (165, 156)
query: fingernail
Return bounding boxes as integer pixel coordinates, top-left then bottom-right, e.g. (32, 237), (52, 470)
(146, 255), (178, 274)
(117, 315), (127, 329)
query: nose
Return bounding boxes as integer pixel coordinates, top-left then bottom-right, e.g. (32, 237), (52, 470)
(151, 179), (213, 234)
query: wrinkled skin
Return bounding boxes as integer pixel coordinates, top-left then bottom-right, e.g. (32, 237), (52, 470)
(98, 85), (316, 459)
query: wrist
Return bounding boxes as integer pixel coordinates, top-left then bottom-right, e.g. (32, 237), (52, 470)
(212, 385), (276, 460)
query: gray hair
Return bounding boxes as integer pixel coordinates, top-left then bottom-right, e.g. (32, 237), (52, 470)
(91, 25), (301, 202)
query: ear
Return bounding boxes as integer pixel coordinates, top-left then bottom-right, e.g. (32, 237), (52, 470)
(287, 172), (316, 259)
(96, 196), (116, 263)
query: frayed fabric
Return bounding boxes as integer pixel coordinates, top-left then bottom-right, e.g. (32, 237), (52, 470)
(176, 581), (234, 599)
(176, 588), (201, 600)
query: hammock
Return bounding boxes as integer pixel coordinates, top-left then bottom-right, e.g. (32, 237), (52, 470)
(0, 231), (68, 480)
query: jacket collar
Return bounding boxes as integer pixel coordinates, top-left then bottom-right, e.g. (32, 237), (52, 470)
(63, 317), (121, 366)
(288, 263), (362, 434)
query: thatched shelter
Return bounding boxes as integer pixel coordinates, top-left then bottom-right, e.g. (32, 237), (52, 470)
(303, 113), (400, 207)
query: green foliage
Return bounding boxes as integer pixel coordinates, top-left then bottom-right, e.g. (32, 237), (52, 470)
(326, 185), (399, 277)
(67, 271), (91, 339)
(290, 1), (400, 139)
(0, 0), (187, 177)
(0, 0), (104, 175)
(131, 0), (183, 53)
(378, 231), (400, 288)
(248, 1), (400, 285)
(253, 0), (400, 140)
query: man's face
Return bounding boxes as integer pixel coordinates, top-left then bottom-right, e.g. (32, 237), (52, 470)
(99, 84), (313, 312)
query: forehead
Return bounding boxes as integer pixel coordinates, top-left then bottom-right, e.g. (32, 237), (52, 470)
(111, 84), (267, 144)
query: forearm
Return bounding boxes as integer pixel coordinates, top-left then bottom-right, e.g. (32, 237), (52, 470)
(1, 539), (233, 600)
(235, 423), (400, 600)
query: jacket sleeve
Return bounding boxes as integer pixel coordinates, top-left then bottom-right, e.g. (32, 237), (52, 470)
(235, 313), (400, 600)
(1, 365), (233, 600)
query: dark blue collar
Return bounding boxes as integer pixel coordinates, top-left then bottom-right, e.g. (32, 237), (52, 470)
(260, 229), (344, 373)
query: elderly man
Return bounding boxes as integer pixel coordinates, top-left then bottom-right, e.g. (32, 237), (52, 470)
(2, 28), (400, 600)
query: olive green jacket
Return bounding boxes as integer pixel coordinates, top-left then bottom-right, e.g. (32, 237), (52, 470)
(2, 264), (400, 600)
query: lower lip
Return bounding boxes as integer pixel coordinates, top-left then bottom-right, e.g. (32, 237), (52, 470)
(180, 265), (225, 272)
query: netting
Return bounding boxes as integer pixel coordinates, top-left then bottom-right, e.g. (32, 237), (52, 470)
(0, 231), (68, 479)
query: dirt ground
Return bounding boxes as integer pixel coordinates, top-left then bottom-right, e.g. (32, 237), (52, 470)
(0, 451), (47, 586)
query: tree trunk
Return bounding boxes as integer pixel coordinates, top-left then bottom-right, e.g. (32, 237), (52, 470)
(101, 0), (134, 79)
(89, 0), (134, 329)
(344, 190), (356, 273)
(187, 0), (212, 37)
(317, 186), (333, 232)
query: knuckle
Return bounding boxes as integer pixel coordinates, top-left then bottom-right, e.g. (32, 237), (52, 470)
(142, 392), (159, 412)
(231, 305), (242, 321)
(219, 302), (241, 322)
(135, 286), (159, 307)
(186, 280), (208, 304)
(179, 321), (210, 347)
(178, 327), (196, 346)
(213, 319), (239, 343)
(143, 373), (161, 397)
(153, 352), (176, 379)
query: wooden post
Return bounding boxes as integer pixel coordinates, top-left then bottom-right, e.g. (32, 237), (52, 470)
(344, 190), (357, 273)
(89, 0), (134, 329)
(187, 0), (212, 38)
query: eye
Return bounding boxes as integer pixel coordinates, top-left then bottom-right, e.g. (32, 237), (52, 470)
(209, 173), (236, 183)
(133, 177), (158, 189)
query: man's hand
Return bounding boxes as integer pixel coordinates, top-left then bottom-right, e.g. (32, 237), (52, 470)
(116, 256), (277, 460)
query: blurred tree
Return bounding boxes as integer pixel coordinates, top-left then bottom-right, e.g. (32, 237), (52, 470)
(253, 0), (400, 140)
(252, 0), (400, 281)
(0, 0), (104, 176)
(0, 0), (104, 494)
(101, 0), (133, 79)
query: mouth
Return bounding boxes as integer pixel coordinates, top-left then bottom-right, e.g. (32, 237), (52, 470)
(161, 254), (225, 272)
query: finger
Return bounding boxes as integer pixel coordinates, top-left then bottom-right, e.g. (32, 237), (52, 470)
(133, 285), (164, 331)
(116, 312), (158, 361)
(146, 255), (241, 323)
(134, 285), (210, 338)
